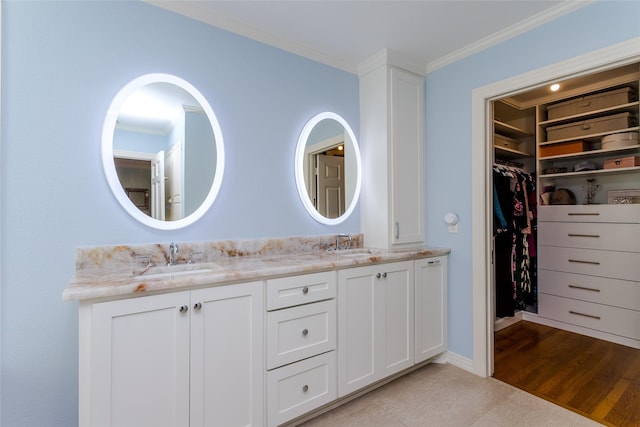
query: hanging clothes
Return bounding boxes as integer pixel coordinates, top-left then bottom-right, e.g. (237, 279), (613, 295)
(493, 163), (537, 317)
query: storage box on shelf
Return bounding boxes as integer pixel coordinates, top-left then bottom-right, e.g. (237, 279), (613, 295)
(493, 100), (535, 161)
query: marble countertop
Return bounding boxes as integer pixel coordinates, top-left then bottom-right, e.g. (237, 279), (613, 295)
(63, 235), (450, 302)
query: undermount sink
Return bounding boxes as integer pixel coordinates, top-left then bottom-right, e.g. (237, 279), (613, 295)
(334, 248), (374, 258)
(135, 266), (215, 280)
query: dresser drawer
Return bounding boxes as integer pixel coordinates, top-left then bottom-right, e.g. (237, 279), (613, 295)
(538, 246), (640, 281)
(538, 204), (640, 224)
(538, 222), (640, 252)
(539, 293), (640, 340)
(267, 351), (337, 427)
(267, 271), (336, 310)
(267, 300), (336, 369)
(539, 270), (640, 311)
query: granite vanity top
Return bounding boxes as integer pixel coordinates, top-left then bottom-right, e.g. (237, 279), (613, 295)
(63, 234), (450, 302)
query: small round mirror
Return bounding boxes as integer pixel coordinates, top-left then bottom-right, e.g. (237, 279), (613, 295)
(295, 112), (361, 225)
(102, 74), (224, 230)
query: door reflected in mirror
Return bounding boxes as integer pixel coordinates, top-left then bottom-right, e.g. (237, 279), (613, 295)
(102, 74), (224, 230)
(295, 112), (361, 225)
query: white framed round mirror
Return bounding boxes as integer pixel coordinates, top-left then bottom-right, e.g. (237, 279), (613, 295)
(295, 112), (361, 225)
(102, 74), (224, 230)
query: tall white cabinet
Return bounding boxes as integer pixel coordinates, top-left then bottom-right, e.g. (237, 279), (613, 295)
(360, 51), (425, 250)
(80, 281), (264, 427)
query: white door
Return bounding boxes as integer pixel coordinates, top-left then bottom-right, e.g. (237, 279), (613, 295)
(90, 292), (191, 427)
(190, 281), (264, 427)
(316, 154), (345, 219)
(379, 260), (414, 377)
(415, 257), (448, 363)
(337, 265), (378, 397)
(165, 141), (184, 221)
(151, 150), (166, 220)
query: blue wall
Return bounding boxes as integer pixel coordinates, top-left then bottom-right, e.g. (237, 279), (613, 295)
(1, 1), (358, 425)
(2, 0), (639, 425)
(424, 0), (640, 358)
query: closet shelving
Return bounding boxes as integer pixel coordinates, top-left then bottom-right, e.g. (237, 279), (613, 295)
(493, 100), (535, 162)
(536, 79), (640, 198)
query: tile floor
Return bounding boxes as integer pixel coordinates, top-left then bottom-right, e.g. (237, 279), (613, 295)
(298, 363), (600, 426)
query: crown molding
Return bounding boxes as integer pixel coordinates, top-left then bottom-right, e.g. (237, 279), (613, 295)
(425, 1), (592, 74)
(357, 49), (425, 77)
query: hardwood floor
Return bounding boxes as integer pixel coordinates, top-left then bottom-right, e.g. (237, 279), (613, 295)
(493, 321), (640, 427)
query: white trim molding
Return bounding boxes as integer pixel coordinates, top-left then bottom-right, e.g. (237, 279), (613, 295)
(471, 37), (640, 377)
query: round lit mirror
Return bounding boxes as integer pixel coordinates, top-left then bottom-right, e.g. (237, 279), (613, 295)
(102, 74), (224, 230)
(295, 112), (361, 225)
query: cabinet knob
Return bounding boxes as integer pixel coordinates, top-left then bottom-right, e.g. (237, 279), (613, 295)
(382, 272), (387, 278)
(302, 385), (309, 393)
(179, 305), (188, 313)
(302, 328), (309, 336)
(193, 302), (202, 310)
(302, 287), (309, 294)
(376, 273), (381, 279)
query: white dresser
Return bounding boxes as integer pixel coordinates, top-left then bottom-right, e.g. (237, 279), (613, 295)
(537, 204), (640, 348)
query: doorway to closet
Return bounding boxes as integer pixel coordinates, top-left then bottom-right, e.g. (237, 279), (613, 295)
(472, 38), (640, 380)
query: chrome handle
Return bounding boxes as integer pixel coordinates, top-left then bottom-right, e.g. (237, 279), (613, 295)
(382, 272), (387, 278)
(302, 385), (309, 393)
(376, 273), (381, 279)
(568, 212), (599, 216)
(193, 302), (202, 310)
(428, 260), (441, 265)
(302, 287), (309, 295)
(569, 285), (600, 292)
(568, 259), (600, 265)
(568, 233), (600, 238)
(302, 329), (309, 336)
(394, 222), (399, 239)
(179, 305), (188, 313)
(569, 310), (600, 320)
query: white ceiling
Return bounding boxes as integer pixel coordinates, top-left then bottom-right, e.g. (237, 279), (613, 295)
(148, 0), (589, 74)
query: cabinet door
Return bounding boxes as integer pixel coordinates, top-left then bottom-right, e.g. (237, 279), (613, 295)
(337, 261), (414, 397)
(337, 265), (378, 396)
(90, 292), (191, 427)
(390, 67), (424, 246)
(190, 281), (264, 427)
(379, 260), (415, 377)
(415, 257), (448, 363)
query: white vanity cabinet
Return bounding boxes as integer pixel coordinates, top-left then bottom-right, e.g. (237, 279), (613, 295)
(360, 58), (425, 250)
(414, 256), (448, 363)
(265, 271), (337, 427)
(337, 261), (415, 396)
(79, 281), (264, 427)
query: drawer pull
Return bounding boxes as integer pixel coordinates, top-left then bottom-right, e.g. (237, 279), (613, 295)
(428, 260), (441, 264)
(568, 259), (600, 265)
(568, 285), (600, 293)
(569, 310), (601, 320)
(193, 302), (203, 310)
(567, 212), (600, 216)
(179, 305), (189, 313)
(302, 385), (309, 393)
(302, 287), (309, 295)
(302, 328), (309, 336)
(567, 233), (600, 238)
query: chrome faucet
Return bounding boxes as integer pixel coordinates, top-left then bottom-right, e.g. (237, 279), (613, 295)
(168, 242), (179, 265)
(336, 233), (352, 251)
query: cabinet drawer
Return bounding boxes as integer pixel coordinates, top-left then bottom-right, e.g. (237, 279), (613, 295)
(267, 271), (336, 310)
(539, 269), (640, 310)
(267, 351), (337, 427)
(538, 246), (640, 281)
(538, 205), (640, 223)
(267, 300), (336, 370)
(538, 222), (640, 252)
(539, 293), (640, 340)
